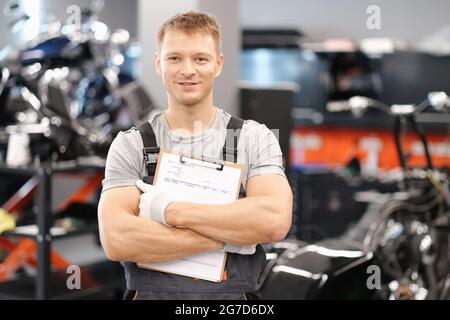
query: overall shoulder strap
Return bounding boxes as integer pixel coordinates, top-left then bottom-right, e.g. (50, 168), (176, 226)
(223, 115), (246, 197)
(223, 115), (244, 163)
(137, 121), (160, 180)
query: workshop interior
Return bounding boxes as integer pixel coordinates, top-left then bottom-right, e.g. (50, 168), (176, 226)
(1, 0), (450, 300)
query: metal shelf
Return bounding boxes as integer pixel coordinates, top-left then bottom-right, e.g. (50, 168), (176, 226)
(0, 161), (105, 299)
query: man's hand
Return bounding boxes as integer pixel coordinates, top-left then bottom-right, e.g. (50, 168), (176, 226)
(98, 185), (224, 263)
(135, 180), (177, 227)
(137, 180), (257, 255)
(164, 174), (292, 245)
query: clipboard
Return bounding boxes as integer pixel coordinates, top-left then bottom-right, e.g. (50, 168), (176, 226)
(137, 150), (244, 282)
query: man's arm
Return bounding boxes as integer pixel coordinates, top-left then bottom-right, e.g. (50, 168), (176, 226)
(165, 174), (293, 245)
(98, 186), (223, 263)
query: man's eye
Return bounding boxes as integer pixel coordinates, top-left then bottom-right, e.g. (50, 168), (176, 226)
(196, 57), (208, 62)
(168, 57), (179, 61)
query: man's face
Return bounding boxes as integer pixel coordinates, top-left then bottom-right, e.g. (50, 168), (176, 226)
(155, 29), (223, 107)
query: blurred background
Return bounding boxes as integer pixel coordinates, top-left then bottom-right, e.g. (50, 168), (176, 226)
(0, 0), (450, 300)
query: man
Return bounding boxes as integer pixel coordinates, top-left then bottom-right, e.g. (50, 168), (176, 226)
(98, 11), (293, 300)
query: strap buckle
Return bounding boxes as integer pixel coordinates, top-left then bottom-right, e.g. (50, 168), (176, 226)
(222, 147), (238, 162)
(143, 147), (160, 164)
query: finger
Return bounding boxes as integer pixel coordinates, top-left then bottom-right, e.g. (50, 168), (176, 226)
(136, 179), (154, 193)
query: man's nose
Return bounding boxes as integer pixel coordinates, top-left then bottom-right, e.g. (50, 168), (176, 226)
(180, 59), (196, 77)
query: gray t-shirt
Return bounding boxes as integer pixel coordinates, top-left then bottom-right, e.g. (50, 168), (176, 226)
(101, 107), (285, 296)
(102, 108), (285, 193)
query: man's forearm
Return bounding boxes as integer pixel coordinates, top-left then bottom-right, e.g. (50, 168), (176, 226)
(165, 195), (291, 245)
(98, 195), (223, 263)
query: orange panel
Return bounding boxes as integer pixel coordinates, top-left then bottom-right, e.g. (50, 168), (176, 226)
(290, 126), (450, 169)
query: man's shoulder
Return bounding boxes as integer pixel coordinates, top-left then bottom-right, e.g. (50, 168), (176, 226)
(218, 109), (264, 132)
(242, 118), (261, 129)
(118, 126), (141, 139)
(121, 127), (139, 135)
(217, 110), (273, 145)
(241, 118), (273, 138)
(116, 109), (166, 143)
(111, 126), (143, 153)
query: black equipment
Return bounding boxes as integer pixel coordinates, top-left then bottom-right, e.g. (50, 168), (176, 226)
(240, 87), (294, 167)
(259, 93), (450, 300)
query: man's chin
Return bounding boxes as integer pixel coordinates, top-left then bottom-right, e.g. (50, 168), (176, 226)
(176, 97), (203, 107)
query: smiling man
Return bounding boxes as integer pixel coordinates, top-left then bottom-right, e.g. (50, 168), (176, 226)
(98, 11), (293, 300)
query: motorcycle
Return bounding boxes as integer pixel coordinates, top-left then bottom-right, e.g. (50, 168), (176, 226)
(259, 93), (450, 300)
(0, 0), (155, 163)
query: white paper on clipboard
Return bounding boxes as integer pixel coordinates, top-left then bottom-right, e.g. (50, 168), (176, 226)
(137, 150), (243, 282)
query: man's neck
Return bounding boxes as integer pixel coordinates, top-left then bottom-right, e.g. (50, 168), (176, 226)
(165, 99), (217, 136)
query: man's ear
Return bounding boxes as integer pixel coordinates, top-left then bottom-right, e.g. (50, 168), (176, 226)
(215, 53), (224, 78)
(155, 51), (161, 75)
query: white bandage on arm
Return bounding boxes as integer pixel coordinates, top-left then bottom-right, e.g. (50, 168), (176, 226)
(149, 192), (176, 227)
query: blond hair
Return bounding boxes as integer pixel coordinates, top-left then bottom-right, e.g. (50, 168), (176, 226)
(158, 11), (221, 52)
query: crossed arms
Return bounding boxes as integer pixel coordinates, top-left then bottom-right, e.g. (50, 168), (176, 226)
(98, 174), (293, 263)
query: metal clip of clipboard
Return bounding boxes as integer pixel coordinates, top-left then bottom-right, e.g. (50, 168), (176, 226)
(179, 154), (225, 171)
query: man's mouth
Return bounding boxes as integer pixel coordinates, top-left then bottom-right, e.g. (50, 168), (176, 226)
(177, 82), (199, 87)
